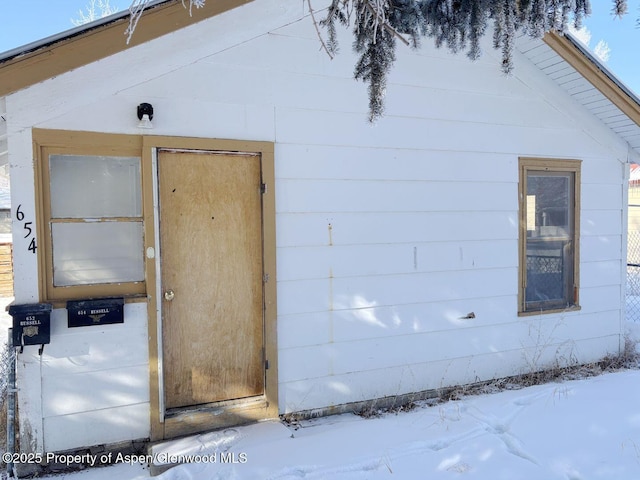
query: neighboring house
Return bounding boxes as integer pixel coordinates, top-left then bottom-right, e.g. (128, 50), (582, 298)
(629, 164), (640, 232)
(0, 103), (12, 297)
(1, 0), (638, 458)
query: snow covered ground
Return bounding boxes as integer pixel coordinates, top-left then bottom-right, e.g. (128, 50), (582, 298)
(3, 316), (636, 479)
(25, 367), (640, 480)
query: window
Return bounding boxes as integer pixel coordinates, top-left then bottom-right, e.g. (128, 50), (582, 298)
(519, 158), (580, 314)
(36, 131), (145, 301)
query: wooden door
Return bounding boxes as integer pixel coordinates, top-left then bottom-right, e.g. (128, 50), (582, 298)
(158, 150), (264, 410)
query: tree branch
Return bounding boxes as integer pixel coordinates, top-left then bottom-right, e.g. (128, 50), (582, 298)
(363, 0), (410, 47)
(307, 0), (334, 59)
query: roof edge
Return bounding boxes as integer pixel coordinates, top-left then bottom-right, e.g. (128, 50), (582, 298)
(2, 6), (639, 132)
(543, 31), (640, 126)
(0, 0), (170, 65)
(0, 0), (252, 97)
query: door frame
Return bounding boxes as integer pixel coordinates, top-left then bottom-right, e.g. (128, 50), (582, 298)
(143, 136), (278, 441)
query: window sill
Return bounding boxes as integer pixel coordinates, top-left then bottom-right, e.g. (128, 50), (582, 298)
(47, 294), (148, 310)
(518, 305), (581, 317)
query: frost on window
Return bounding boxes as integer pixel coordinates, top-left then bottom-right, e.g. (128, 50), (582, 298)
(50, 155), (141, 218)
(52, 222), (144, 286)
(48, 154), (144, 288)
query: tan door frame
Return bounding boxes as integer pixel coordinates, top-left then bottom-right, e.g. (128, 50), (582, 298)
(142, 136), (278, 441)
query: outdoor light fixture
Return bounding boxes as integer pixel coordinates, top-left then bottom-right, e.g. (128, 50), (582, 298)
(137, 102), (154, 129)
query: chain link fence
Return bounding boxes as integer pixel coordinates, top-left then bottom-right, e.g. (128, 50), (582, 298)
(627, 230), (640, 322)
(526, 253), (564, 302)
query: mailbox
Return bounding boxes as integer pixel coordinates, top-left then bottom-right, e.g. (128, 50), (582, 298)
(8, 303), (52, 354)
(67, 297), (124, 328)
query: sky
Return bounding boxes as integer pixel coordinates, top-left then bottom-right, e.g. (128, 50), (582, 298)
(581, 0), (640, 94)
(0, 1), (125, 52)
(0, 0), (639, 93)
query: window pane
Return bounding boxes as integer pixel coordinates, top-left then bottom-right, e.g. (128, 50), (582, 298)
(526, 174), (572, 239)
(524, 170), (575, 310)
(52, 222), (144, 286)
(525, 239), (571, 306)
(50, 155), (141, 218)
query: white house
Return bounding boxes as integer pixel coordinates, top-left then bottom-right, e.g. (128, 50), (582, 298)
(1, 0), (638, 460)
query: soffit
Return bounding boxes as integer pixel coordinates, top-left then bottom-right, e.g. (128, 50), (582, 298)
(519, 33), (640, 153)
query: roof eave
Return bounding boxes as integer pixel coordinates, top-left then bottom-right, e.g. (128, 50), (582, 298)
(543, 31), (640, 127)
(0, 0), (251, 97)
(0, 1), (167, 65)
(1, 5), (639, 134)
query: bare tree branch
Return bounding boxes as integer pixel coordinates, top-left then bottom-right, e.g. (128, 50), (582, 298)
(125, 0), (151, 44)
(307, 0), (334, 59)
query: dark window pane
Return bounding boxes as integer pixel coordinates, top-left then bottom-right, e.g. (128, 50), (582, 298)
(525, 239), (570, 307)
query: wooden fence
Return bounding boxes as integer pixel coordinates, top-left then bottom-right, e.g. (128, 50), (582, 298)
(0, 242), (13, 297)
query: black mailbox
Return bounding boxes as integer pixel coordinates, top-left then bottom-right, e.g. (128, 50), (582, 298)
(67, 298), (124, 328)
(9, 303), (52, 354)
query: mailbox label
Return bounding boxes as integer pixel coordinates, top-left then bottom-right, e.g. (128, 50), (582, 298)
(67, 298), (125, 328)
(9, 303), (52, 348)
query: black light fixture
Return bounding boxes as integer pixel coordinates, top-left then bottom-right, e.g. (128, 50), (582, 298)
(137, 102), (154, 128)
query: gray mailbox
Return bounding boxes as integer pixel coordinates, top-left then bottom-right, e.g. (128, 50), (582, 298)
(9, 303), (52, 354)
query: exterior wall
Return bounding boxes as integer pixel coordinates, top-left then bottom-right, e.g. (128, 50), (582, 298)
(41, 304), (149, 451)
(5, 0), (628, 452)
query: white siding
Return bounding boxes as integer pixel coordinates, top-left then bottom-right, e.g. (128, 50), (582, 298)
(5, 0), (628, 451)
(41, 304), (150, 451)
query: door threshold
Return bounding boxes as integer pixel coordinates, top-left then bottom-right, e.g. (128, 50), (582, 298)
(163, 395), (273, 439)
(165, 395), (267, 418)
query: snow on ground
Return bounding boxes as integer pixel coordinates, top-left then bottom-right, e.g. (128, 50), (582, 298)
(5, 298), (639, 479)
(29, 368), (640, 480)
